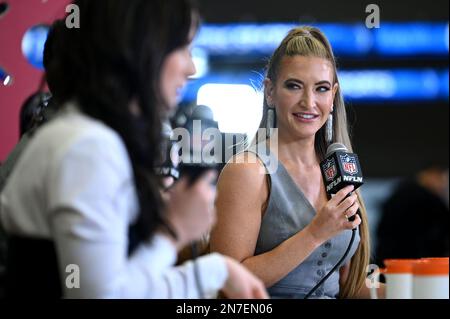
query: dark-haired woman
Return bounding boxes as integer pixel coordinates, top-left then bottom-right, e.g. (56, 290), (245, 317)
(0, 0), (267, 299)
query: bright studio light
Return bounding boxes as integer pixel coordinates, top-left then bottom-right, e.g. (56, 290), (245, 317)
(197, 83), (263, 136)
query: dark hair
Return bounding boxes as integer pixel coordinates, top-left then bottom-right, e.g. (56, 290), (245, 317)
(44, 0), (199, 247)
(19, 91), (51, 137)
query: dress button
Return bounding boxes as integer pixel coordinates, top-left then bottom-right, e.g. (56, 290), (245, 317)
(322, 252), (328, 258)
(317, 269), (324, 276)
(325, 242), (332, 249)
(317, 260), (323, 266)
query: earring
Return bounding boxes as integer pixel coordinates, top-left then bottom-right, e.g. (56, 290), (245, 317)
(325, 106), (334, 144)
(266, 107), (275, 139)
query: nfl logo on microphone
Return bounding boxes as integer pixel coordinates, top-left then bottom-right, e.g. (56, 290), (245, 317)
(323, 158), (337, 181)
(340, 154), (358, 175)
(320, 150), (364, 194)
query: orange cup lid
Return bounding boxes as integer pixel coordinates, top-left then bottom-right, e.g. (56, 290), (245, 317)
(413, 258), (449, 276)
(383, 259), (416, 274)
(420, 257), (449, 261)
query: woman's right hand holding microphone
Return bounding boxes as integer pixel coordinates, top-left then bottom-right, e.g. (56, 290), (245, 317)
(306, 185), (361, 246)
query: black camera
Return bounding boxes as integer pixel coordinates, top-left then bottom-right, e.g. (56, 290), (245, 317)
(175, 105), (220, 185)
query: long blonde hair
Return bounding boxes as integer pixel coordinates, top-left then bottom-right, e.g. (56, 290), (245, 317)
(255, 26), (370, 298)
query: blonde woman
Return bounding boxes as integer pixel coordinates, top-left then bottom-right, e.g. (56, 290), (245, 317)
(211, 26), (382, 299)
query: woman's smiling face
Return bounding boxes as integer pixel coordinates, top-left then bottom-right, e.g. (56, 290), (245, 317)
(266, 55), (338, 140)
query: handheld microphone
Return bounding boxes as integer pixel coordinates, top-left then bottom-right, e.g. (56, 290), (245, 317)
(304, 143), (364, 299)
(320, 143), (364, 221)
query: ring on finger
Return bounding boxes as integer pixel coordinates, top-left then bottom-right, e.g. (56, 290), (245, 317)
(344, 208), (352, 220)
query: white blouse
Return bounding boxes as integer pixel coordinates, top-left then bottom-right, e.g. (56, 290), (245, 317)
(0, 105), (227, 298)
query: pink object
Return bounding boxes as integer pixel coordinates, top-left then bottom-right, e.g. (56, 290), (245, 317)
(0, 0), (70, 161)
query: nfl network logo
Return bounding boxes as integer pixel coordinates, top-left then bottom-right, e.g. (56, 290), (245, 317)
(323, 158), (337, 181)
(340, 154), (358, 175)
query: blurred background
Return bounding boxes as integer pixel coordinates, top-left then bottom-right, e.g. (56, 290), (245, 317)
(0, 0), (448, 262)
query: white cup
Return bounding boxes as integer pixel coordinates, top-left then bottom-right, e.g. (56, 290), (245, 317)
(413, 258), (449, 299)
(383, 259), (415, 299)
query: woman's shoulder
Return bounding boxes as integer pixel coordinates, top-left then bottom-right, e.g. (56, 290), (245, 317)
(18, 104), (131, 177)
(50, 106), (122, 142)
(36, 105), (126, 157)
(218, 151), (269, 191)
(216, 151), (270, 214)
(223, 151), (266, 174)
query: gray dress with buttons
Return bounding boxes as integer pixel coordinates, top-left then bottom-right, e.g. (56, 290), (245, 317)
(249, 149), (360, 299)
